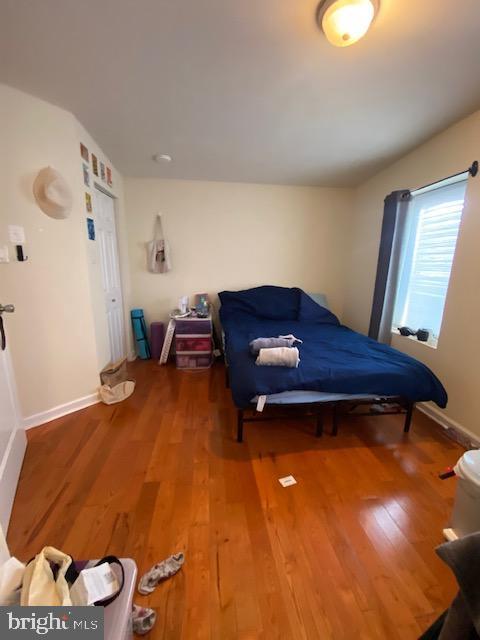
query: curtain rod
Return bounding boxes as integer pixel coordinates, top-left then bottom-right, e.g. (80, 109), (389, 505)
(412, 160), (478, 195)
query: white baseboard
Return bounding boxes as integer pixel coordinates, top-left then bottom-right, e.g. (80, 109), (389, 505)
(417, 402), (480, 447)
(23, 392), (100, 430)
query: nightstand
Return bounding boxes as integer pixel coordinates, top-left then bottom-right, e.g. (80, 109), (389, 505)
(175, 315), (213, 369)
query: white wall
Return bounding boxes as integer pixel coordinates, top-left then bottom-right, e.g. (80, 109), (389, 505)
(344, 109), (480, 439)
(124, 178), (354, 325)
(0, 84), (129, 424)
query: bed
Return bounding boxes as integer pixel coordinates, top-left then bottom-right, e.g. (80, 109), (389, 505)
(219, 286), (447, 442)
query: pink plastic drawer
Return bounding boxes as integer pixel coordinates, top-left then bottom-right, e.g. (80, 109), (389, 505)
(176, 336), (211, 352)
(176, 354), (212, 369)
(175, 318), (211, 335)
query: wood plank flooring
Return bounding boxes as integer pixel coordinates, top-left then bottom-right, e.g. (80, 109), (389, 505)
(8, 360), (464, 639)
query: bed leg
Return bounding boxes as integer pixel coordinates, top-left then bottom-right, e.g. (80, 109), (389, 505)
(332, 403), (339, 436)
(315, 408), (323, 438)
(404, 401), (414, 433)
(237, 409), (244, 443)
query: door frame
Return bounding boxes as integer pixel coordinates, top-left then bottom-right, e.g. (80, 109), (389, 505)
(0, 340), (26, 532)
(94, 183), (127, 362)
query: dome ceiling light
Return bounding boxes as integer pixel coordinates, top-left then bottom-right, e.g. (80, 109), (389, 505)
(317, 0), (380, 48)
(153, 153), (172, 164)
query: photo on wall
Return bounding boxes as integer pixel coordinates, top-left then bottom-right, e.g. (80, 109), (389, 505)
(86, 217), (95, 241)
(80, 142), (89, 163)
(92, 154), (99, 177)
(82, 164), (90, 187)
(85, 192), (92, 213)
(106, 166), (113, 187)
(100, 162), (106, 182)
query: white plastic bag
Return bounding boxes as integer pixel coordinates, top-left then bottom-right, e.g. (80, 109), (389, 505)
(21, 546), (72, 606)
(0, 557), (25, 605)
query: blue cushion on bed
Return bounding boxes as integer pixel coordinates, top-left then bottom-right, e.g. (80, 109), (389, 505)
(218, 285), (300, 321)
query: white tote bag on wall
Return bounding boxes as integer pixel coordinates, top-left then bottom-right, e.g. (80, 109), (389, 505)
(147, 213), (172, 273)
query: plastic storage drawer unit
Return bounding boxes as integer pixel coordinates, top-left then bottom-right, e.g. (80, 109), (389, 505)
(175, 315), (213, 370)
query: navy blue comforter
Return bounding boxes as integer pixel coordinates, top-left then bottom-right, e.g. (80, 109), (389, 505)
(219, 286), (447, 409)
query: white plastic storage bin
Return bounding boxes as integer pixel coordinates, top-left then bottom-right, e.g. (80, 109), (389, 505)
(450, 450), (480, 538)
(104, 558), (137, 640)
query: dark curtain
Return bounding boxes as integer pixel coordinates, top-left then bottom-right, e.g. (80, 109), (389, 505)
(368, 190), (411, 343)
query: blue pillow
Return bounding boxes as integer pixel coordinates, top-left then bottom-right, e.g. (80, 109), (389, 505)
(219, 285), (300, 321)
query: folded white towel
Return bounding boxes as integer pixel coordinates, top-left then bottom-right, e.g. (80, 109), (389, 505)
(255, 346), (300, 368)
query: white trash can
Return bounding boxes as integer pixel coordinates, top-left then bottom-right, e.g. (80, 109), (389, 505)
(450, 450), (480, 538)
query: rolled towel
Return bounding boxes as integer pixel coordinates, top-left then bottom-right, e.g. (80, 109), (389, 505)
(250, 335), (303, 355)
(255, 347), (300, 368)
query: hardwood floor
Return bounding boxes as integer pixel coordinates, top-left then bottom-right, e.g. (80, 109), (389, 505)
(8, 360), (464, 639)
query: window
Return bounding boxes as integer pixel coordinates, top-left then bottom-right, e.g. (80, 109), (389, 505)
(392, 178), (467, 343)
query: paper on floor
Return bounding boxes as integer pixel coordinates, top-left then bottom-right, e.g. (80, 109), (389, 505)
(278, 475), (297, 487)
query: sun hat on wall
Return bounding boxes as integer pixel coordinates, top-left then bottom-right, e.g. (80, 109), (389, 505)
(33, 166), (73, 219)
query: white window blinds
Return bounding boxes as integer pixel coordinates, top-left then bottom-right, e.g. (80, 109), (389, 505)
(393, 179), (467, 340)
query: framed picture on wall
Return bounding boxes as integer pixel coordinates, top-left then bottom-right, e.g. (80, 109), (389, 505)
(86, 217), (95, 241)
(92, 154), (99, 177)
(85, 192), (92, 212)
(100, 162), (106, 182)
(82, 164), (90, 187)
(80, 143), (89, 163)
(106, 166), (112, 187)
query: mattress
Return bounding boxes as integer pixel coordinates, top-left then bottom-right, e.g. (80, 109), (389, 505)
(219, 285), (448, 410)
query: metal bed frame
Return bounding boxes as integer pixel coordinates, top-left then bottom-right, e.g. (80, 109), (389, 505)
(226, 366), (414, 443)
(236, 397), (414, 443)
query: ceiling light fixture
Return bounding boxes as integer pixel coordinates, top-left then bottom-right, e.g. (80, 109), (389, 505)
(317, 0), (379, 48)
(153, 153), (172, 164)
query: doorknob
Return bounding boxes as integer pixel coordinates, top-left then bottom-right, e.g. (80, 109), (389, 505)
(0, 304), (14, 314)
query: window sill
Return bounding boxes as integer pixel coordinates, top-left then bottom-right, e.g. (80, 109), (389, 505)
(391, 330), (438, 350)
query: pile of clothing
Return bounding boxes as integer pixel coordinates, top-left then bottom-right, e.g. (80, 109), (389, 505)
(249, 334), (302, 368)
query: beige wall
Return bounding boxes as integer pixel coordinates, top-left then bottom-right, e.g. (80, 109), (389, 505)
(0, 84), (129, 423)
(344, 110), (480, 438)
(124, 178), (354, 325)
(3, 81), (479, 442)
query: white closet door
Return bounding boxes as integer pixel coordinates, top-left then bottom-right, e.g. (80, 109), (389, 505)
(95, 189), (125, 363)
(0, 305), (26, 532)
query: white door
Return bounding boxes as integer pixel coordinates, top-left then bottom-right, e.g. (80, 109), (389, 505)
(95, 189), (125, 363)
(0, 304), (26, 532)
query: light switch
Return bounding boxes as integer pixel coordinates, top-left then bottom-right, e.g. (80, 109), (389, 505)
(0, 246), (9, 263)
(8, 225), (26, 244)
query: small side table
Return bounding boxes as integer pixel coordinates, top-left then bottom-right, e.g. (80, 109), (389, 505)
(175, 314), (213, 369)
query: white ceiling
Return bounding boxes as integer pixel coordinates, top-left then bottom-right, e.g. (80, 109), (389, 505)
(2, 0), (480, 187)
